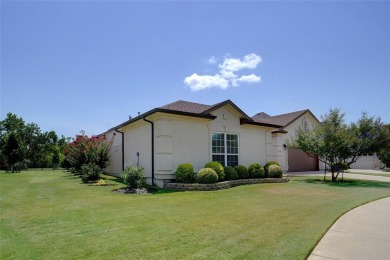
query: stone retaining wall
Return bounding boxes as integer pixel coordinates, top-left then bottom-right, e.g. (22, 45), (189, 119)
(164, 177), (289, 191)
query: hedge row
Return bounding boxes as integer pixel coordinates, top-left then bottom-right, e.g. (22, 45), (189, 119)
(175, 161), (283, 184)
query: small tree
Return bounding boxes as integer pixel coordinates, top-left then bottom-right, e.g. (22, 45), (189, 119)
(64, 131), (114, 172)
(293, 109), (386, 182)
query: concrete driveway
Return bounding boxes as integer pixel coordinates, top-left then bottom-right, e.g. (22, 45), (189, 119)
(285, 169), (390, 183)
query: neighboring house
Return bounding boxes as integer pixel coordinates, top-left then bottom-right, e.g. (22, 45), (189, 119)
(350, 154), (383, 169)
(102, 99), (325, 187)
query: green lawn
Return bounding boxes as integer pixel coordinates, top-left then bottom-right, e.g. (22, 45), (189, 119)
(1, 170), (389, 259)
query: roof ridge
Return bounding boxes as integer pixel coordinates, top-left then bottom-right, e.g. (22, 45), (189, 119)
(270, 109), (308, 118)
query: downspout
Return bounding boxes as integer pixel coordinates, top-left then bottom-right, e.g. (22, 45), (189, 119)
(115, 128), (125, 172)
(143, 117), (155, 186)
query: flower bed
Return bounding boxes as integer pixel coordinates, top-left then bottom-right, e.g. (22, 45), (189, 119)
(164, 177), (289, 191)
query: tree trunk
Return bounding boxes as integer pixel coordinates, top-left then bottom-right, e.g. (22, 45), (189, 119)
(331, 171), (337, 182)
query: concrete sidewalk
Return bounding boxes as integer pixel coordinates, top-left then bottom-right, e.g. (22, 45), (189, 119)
(308, 197), (390, 260)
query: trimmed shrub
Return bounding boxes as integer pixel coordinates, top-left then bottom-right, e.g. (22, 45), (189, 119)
(81, 163), (102, 183)
(196, 168), (218, 184)
(121, 164), (145, 188)
(224, 166), (238, 180)
(234, 165), (249, 179)
(204, 161), (225, 181)
(248, 163), (265, 178)
(175, 163), (194, 183)
(265, 161), (280, 176)
(268, 165), (283, 178)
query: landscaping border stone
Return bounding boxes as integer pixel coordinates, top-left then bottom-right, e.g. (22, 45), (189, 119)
(164, 177), (289, 191)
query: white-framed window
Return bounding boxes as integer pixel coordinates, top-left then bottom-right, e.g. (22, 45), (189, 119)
(211, 132), (239, 166)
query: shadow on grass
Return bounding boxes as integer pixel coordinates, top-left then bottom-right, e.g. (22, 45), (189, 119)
(302, 178), (390, 188)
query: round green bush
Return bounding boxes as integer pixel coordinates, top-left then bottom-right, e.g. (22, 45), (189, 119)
(175, 163), (194, 183)
(196, 168), (218, 184)
(267, 165), (283, 178)
(265, 161), (280, 176)
(248, 163), (265, 178)
(81, 163), (102, 183)
(224, 166), (238, 180)
(204, 161), (225, 181)
(234, 165), (249, 179)
(120, 164), (145, 188)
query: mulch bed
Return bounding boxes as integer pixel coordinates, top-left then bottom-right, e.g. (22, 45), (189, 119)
(112, 187), (155, 194)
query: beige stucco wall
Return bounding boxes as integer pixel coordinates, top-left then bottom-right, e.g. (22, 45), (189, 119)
(283, 112), (320, 143)
(121, 121), (153, 184)
(103, 129), (123, 176)
(151, 106), (273, 182)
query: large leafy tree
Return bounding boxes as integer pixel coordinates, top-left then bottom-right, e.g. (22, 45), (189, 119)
(376, 124), (390, 167)
(0, 113), (68, 171)
(293, 109), (386, 182)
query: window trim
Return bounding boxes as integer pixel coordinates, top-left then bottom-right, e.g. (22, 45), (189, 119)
(210, 132), (239, 166)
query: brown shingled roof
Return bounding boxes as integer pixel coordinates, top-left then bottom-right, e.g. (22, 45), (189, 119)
(160, 100), (211, 114)
(252, 109), (309, 127)
(252, 109), (319, 129)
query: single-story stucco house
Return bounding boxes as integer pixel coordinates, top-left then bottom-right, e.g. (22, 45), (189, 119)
(101, 99), (381, 187)
(102, 99), (322, 187)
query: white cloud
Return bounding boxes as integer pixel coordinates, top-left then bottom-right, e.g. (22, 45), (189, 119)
(237, 74), (261, 83)
(219, 53), (261, 72)
(184, 73), (229, 91)
(184, 53), (262, 91)
(207, 56), (217, 64)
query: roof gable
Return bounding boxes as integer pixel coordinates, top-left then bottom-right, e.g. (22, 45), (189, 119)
(252, 109), (320, 129)
(160, 100), (211, 114)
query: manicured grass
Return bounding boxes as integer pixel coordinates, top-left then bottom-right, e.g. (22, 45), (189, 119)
(1, 171), (389, 259)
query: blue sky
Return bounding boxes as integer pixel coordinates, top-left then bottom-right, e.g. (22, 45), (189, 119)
(1, 1), (389, 138)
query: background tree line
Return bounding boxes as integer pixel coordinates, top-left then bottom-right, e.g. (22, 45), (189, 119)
(0, 113), (70, 172)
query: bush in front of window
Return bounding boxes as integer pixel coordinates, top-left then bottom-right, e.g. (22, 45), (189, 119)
(248, 163), (265, 178)
(196, 168), (218, 184)
(264, 161), (280, 177)
(267, 165), (283, 178)
(204, 161), (225, 181)
(224, 166), (238, 180)
(175, 163), (194, 183)
(234, 165), (249, 179)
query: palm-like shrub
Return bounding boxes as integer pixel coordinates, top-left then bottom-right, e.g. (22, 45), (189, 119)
(196, 168), (218, 184)
(234, 165), (249, 179)
(204, 161), (225, 181)
(175, 163), (194, 183)
(248, 163), (265, 178)
(267, 165), (283, 178)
